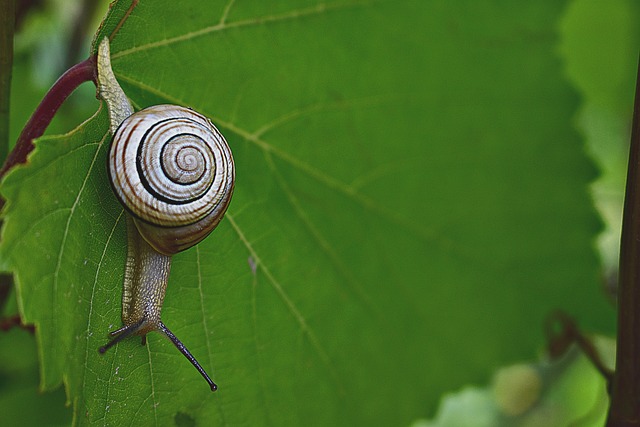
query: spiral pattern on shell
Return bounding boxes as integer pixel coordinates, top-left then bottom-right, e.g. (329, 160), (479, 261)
(108, 105), (234, 253)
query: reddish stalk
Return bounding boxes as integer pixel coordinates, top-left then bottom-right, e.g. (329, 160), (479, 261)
(0, 314), (34, 333)
(0, 55), (97, 315)
(0, 56), (97, 179)
(545, 311), (613, 383)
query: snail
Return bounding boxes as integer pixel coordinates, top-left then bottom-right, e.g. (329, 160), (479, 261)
(96, 38), (233, 391)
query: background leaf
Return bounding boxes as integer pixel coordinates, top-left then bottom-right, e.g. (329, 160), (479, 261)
(0, 0), (619, 425)
(414, 336), (615, 427)
(0, 288), (71, 426)
(559, 0), (640, 277)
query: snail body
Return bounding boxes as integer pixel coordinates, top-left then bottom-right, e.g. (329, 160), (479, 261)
(96, 39), (232, 392)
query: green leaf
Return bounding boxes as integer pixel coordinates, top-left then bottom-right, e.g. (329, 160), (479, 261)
(0, 1), (615, 425)
(558, 0), (640, 274)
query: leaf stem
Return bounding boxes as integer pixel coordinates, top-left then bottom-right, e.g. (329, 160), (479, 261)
(0, 313), (34, 333)
(545, 311), (613, 382)
(607, 57), (640, 426)
(0, 55), (97, 179)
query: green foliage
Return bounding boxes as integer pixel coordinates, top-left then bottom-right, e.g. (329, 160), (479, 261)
(0, 327), (71, 426)
(559, 0), (640, 275)
(0, 0), (627, 425)
(414, 337), (614, 427)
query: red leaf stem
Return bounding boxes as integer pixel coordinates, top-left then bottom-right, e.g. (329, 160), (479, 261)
(0, 55), (97, 179)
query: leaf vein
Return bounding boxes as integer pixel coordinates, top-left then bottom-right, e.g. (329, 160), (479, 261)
(111, 0), (376, 59)
(79, 208), (124, 423)
(113, 74), (437, 243)
(146, 344), (159, 426)
(219, 0), (236, 25)
(193, 247), (227, 424)
(51, 132), (108, 371)
(226, 213), (343, 391)
(262, 151), (381, 319)
(249, 254), (273, 426)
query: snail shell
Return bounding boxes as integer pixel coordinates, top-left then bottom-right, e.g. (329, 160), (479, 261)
(108, 104), (235, 255)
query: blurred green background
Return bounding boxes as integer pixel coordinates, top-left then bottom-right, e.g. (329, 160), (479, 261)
(0, 0), (639, 425)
